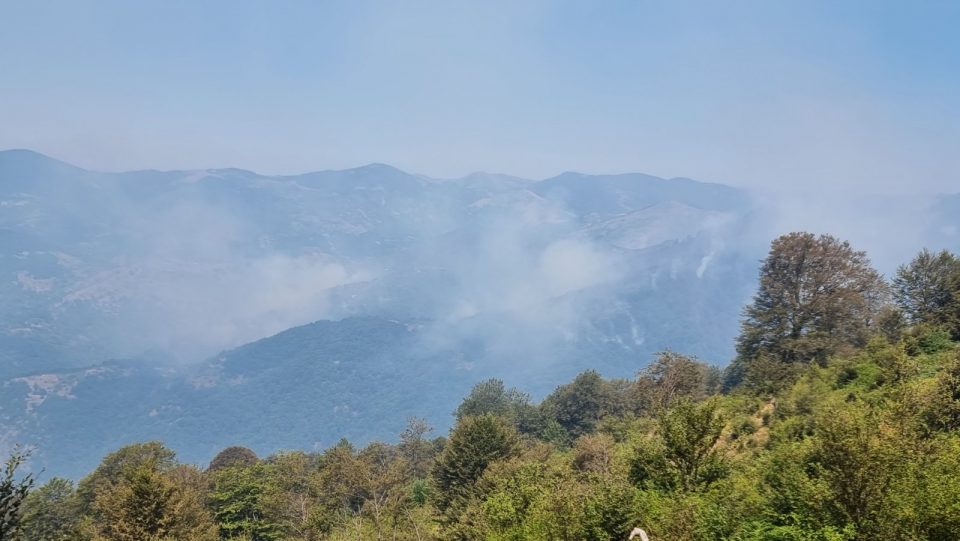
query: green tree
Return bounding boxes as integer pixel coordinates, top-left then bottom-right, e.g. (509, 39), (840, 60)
(874, 304), (907, 343)
(208, 447), (258, 472)
(892, 249), (958, 325)
(634, 351), (714, 411)
(459, 446), (640, 541)
(313, 439), (367, 533)
(455, 379), (542, 434)
(732, 232), (887, 389)
(93, 463), (216, 541)
(0, 448), (34, 540)
(541, 370), (624, 439)
(209, 464), (283, 541)
(77, 442), (176, 513)
(432, 414), (519, 527)
(921, 352), (960, 432)
(255, 452), (324, 541)
(398, 417), (435, 479)
(810, 406), (903, 537)
(20, 477), (80, 541)
(912, 435), (960, 539)
(631, 399), (726, 492)
(947, 264), (960, 339)
(356, 442), (415, 541)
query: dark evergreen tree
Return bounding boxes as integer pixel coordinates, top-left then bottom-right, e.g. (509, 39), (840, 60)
(432, 414), (519, 526)
(0, 449), (34, 540)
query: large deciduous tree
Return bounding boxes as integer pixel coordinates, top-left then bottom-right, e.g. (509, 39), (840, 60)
(540, 370), (626, 439)
(20, 477), (80, 541)
(208, 446), (259, 472)
(732, 233), (887, 389)
(209, 463), (283, 541)
(77, 442), (177, 514)
(93, 463), (216, 541)
(455, 379), (543, 435)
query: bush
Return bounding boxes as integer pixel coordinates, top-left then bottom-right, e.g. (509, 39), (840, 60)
(904, 325), (955, 356)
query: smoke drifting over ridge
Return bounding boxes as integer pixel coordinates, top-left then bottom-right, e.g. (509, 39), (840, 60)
(0, 151), (742, 374)
(3, 150), (960, 480)
(1, 149), (958, 381)
(44, 186), (377, 362)
(410, 209), (627, 372)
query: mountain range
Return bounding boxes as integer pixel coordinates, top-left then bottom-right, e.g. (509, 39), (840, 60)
(1, 149), (956, 478)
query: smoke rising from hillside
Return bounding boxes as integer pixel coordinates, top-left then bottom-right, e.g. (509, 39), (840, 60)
(1, 150), (957, 377)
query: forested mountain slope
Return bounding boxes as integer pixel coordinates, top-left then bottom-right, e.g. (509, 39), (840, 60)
(7, 238), (960, 541)
(2, 150), (764, 476)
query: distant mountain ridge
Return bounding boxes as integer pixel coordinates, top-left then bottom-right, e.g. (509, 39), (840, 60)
(2, 149), (957, 478)
(0, 149), (755, 377)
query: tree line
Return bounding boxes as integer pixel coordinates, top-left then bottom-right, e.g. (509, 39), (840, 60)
(3, 232), (960, 540)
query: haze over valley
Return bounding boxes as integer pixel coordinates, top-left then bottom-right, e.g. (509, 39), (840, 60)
(1, 149), (957, 477)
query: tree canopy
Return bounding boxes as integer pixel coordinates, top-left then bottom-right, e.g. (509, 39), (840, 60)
(731, 232), (888, 390)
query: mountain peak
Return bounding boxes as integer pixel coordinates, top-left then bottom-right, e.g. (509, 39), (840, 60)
(351, 163), (409, 175)
(0, 148), (74, 166)
(0, 148), (48, 158)
(545, 171), (666, 183)
(0, 149), (86, 182)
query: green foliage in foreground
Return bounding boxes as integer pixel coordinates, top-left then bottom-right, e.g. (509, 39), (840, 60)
(9, 239), (960, 540)
(13, 342), (960, 541)
(1, 449), (35, 540)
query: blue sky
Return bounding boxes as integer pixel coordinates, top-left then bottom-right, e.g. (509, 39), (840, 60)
(1, 1), (958, 192)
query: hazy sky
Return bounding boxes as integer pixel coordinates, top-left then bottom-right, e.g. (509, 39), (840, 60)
(1, 1), (958, 193)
